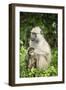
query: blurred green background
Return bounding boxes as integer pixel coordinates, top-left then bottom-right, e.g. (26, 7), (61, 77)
(20, 12), (58, 78)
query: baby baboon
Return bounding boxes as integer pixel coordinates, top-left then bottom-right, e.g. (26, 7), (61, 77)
(28, 47), (36, 69)
(29, 26), (51, 70)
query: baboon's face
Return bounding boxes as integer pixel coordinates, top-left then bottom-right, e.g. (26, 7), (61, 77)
(31, 32), (38, 41)
(30, 27), (43, 43)
(28, 48), (34, 56)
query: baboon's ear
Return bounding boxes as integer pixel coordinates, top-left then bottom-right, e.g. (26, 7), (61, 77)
(40, 30), (43, 35)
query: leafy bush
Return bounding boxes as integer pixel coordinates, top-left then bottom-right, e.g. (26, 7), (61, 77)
(20, 42), (58, 78)
(20, 12), (58, 48)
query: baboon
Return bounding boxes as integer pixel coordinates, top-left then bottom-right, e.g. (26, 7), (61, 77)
(28, 47), (36, 69)
(28, 26), (51, 70)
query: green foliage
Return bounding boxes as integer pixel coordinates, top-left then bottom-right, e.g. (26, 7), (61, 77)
(20, 42), (27, 77)
(20, 12), (58, 48)
(20, 43), (58, 77)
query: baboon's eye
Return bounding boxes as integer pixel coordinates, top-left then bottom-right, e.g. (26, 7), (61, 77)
(31, 32), (36, 35)
(31, 32), (37, 37)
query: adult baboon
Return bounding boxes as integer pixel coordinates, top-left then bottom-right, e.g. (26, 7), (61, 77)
(28, 26), (51, 70)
